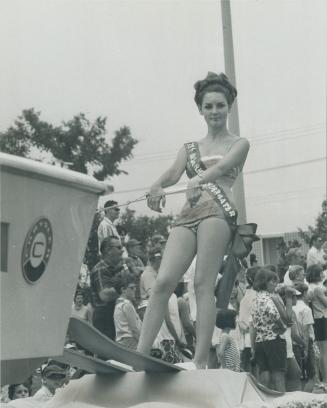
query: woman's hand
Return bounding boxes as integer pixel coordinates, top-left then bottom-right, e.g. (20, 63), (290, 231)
(186, 176), (202, 207)
(147, 185), (166, 213)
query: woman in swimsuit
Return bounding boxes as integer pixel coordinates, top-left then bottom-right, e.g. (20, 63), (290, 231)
(137, 72), (250, 368)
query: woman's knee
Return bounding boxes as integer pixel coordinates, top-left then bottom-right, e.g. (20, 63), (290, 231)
(194, 278), (216, 300)
(152, 276), (176, 296)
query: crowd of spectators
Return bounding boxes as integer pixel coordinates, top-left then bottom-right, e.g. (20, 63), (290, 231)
(67, 200), (327, 394)
(2, 200), (326, 404)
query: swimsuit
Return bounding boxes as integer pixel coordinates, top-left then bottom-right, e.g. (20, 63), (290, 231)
(173, 139), (243, 234)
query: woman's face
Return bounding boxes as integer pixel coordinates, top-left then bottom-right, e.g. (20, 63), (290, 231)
(12, 384), (29, 399)
(199, 92), (229, 128)
(74, 294), (84, 307)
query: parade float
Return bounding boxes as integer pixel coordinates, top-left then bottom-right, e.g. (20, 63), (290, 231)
(1, 153), (326, 408)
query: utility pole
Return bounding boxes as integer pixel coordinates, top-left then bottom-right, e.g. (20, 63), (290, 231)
(221, 0), (247, 224)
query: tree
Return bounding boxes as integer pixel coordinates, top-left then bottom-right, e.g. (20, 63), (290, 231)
(0, 108), (138, 180)
(0, 108), (138, 270)
(299, 199), (327, 243)
(120, 208), (174, 244)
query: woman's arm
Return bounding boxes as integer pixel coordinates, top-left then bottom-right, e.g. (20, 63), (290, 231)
(147, 146), (187, 212)
(198, 138), (250, 184)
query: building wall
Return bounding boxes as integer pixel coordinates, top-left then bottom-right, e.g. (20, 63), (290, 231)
(249, 231), (309, 266)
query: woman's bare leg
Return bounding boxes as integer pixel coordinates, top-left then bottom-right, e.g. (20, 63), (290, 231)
(137, 227), (196, 354)
(193, 218), (231, 369)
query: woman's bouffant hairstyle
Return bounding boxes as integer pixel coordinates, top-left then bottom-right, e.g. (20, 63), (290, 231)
(194, 72), (237, 107)
(253, 268), (279, 291)
(246, 266), (260, 287)
(306, 264), (323, 283)
(216, 308), (237, 330)
(288, 265), (304, 281)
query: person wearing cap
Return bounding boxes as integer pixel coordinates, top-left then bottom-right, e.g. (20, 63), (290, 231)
(97, 200), (121, 252)
(292, 282), (316, 392)
(32, 362), (68, 403)
(139, 246), (162, 301)
(126, 239), (145, 275)
(283, 248), (306, 286)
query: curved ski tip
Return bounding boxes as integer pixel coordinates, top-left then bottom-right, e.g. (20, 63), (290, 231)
(174, 362), (196, 370)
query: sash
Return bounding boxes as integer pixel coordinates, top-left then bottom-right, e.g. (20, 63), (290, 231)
(184, 142), (237, 225)
(184, 142), (259, 308)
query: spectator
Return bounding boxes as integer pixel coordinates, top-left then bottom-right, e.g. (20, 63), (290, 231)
(251, 268), (287, 392)
(97, 200), (121, 251)
(239, 266), (260, 373)
(307, 264), (327, 382)
(8, 384), (30, 400)
(76, 265), (92, 306)
(139, 246), (162, 301)
(216, 309), (240, 372)
(113, 274), (142, 350)
(284, 248), (306, 286)
(307, 235), (325, 269)
(116, 225), (129, 259)
(175, 282), (196, 355)
(90, 237), (125, 340)
(154, 293), (185, 364)
(151, 234), (167, 250)
(249, 253), (258, 267)
(274, 285), (302, 392)
(71, 291), (92, 323)
(288, 265), (306, 286)
(126, 239), (145, 275)
(32, 362), (68, 403)
(293, 282), (316, 392)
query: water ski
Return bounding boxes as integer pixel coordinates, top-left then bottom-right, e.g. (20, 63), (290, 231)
(55, 349), (133, 375)
(68, 317), (184, 373)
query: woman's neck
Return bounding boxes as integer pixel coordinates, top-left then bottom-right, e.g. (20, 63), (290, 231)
(206, 125), (230, 141)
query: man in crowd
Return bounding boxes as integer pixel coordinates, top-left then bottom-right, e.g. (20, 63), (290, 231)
(97, 200), (121, 251)
(283, 247), (306, 285)
(90, 236), (127, 340)
(126, 239), (145, 275)
(306, 235), (326, 268)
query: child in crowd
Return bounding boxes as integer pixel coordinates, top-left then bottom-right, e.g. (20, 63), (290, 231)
(274, 284), (302, 392)
(113, 273), (142, 350)
(8, 384), (30, 400)
(293, 282), (317, 392)
(32, 361), (68, 403)
(216, 309), (240, 372)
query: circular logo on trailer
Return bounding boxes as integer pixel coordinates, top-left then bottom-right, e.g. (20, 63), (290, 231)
(21, 217), (53, 284)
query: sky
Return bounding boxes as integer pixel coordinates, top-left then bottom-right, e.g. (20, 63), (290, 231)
(1, 0), (326, 236)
